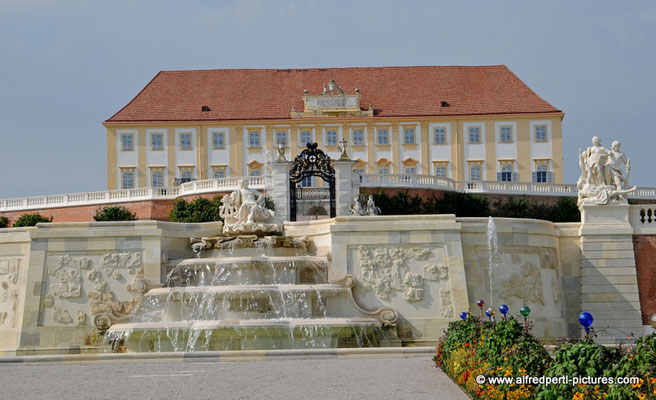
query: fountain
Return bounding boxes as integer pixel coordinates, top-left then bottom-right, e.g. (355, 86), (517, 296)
(103, 180), (398, 352)
(486, 216), (500, 309)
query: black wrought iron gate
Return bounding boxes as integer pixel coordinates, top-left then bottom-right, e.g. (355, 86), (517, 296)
(289, 143), (336, 221)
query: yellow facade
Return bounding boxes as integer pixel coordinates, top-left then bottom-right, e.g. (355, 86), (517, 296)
(105, 114), (564, 190)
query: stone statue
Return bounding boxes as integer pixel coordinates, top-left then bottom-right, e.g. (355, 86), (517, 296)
(366, 196), (381, 216)
(219, 179), (282, 235)
(577, 137), (635, 206)
(350, 195), (365, 216)
(276, 140), (287, 162)
(338, 138), (349, 160)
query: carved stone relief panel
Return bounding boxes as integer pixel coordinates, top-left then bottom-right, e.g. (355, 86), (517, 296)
(0, 257), (22, 327)
(354, 245), (454, 310)
(44, 252), (144, 326)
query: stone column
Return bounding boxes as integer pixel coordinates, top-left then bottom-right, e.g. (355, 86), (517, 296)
(269, 161), (291, 222)
(578, 203), (643, 343)
(334, 160), (356, 217)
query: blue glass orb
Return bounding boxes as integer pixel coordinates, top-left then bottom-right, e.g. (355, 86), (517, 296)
(459, 312), (468, 321)
(579, 312), (594, 328)
(485, 310), (491, 318)
(499, 304), (509, 316)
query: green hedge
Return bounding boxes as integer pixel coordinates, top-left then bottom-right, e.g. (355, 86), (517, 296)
(13, 213), (52, 227)
(0, 217), (8, 228)
(93, 206), (137, 221)
(364, 190), (580, 222)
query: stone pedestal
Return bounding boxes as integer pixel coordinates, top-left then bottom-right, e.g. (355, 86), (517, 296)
(578, 203), (643, 343)
(269, 161), (291, 222)
(334, 160), (356, 217)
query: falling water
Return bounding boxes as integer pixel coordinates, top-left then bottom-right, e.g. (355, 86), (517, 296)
(487, 216), (500, 309)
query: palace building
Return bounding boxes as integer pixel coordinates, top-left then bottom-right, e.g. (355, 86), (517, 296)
(105, 65), (564, 190)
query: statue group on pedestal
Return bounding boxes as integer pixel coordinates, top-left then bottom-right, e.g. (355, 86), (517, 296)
(219, 179), (282, 235)
(577, 137), (635, 206)
(350, 195), (381, 216)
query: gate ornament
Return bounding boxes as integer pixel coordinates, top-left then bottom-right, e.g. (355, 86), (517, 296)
(289, 143), (336, 220)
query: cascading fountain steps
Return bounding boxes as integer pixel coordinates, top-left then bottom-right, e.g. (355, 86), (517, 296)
(103, 181), (399, 352)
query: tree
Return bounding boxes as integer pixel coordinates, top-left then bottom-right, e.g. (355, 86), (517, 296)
(93, 206), (137, 221)
(169, 196), (224, 223)
(0, 217), (9, 228)
(13, 213), (52, 227)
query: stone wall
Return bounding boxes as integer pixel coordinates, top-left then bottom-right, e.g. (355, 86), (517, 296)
(632, 235), (656, 325)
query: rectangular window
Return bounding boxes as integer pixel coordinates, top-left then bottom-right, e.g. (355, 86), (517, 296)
(377, 129), (389, 145)
(121, 134), (133, 151)
(535, 125), (547, 142)
(300, 131), (312, 146)
(536, 164), (548, 183)
(353, 168), (364, 175)
(326, 130), (338, 146)
(352, 129), (364, 145)
(300, 176), (312, 187)
(249, 169), (261, 177)
(248, 131), (261, 148)
(180, 133), (192, 150)
(151, 171), (163, 187)
(500, 126), (512, 143)
(276, 131), (287, 146)
(434, 127), (446, 144)
(434, 161), (448, 177)
(181, 171), (193, 181)
(378, 168), (389, 175)
(212, 132), (225, 149)
(403, 128), (416, 145)
(212, 167), (226, 179)
(405, 167), (416, 175)
(121, 170), (134, 189)
(151, 133), (163, 150)
(469, 164), (482, 180)
(500, 165), (513, 182)
(469, 127), (481, 143)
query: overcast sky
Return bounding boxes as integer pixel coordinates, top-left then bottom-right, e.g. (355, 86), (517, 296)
(1, 0), (655, 198)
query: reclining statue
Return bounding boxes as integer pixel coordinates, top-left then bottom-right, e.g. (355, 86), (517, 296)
(219, 179), (282, 235)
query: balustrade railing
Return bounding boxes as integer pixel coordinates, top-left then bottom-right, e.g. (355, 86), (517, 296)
(3, 173), (656, 213)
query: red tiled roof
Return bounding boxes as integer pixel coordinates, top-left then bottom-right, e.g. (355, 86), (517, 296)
(106, 65), (560, 122)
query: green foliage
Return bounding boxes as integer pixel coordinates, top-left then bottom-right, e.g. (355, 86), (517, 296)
(436, 316), (481, 367)
(607, 334), (656, 399)
(13, 213), (52, 227)
(536, 341), (622, 400)
(93, 206), (137, 221)
(264, 197), (275, 211)
(169, 196), (223, 223)
(363, 189), (579, 222)
(475, 317), (525, 368)
(369, 190), (423, 215)
(0, 217), (9, 228)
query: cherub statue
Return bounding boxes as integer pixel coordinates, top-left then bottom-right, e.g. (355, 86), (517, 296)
(350, 195), (365, 216)
(219, 179), (281, 234)
(366, 196), (381, 216)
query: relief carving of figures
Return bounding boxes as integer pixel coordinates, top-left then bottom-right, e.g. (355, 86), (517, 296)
(53, 305), (73, 325)
(440, 288), (454, 318)
(497, 262), (544, 305)
(403, 273), (424, 302)
(357, 245), (437, 302)
(88, 291), (137, 316)
(100, 252), (142, 271)
(219, 179), (282, 235)
(577, 137), (636, 205)
(52, 268), (81, 298)
(0, 258), (21, 284)
(0, 257), (21, 327)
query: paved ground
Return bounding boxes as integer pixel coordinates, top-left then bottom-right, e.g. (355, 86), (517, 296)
(0, 355), (467, 400)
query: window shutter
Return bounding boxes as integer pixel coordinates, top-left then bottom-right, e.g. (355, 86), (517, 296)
(497, 172), (502, 181)
(532, 172), (537, 183)
(512, 172), (518, 182)
(547, 172), (553, 183)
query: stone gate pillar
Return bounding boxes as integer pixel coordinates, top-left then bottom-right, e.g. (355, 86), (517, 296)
(269, 161), (291, 222)
(334, 160), (356, 217)
(579, 203), (643, 343)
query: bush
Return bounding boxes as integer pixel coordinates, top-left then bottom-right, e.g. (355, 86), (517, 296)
(0, 217), (9, 228)
(93, 206), (137, 221)
(368, 190), (423, 215)
(169, 196), (223, 223)
(607, 334), (656, 400)
(13, 213), (52, 227)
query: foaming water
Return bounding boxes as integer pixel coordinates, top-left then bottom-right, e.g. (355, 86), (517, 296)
(104, 247), (384, 352)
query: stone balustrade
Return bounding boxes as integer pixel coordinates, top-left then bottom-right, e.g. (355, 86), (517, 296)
(3, 172), (656, 213)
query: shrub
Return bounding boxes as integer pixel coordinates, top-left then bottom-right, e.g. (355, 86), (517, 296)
(169, 196), (223, 223)
(93, 206), (137, 221)
(368, 190), (424, 215)
(13, 213), (52, 227)
(430, 192), (490, 217)
(0, 217), (9, 228)
(607, 334), (656, 400)
(264, 197), (275, 211)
